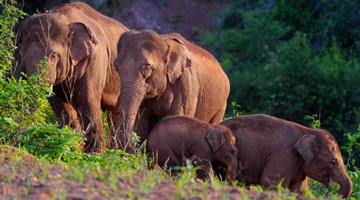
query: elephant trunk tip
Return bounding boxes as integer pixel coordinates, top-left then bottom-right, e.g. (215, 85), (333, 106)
(338, 187), (352, 199)
(338, 179), (353, 199)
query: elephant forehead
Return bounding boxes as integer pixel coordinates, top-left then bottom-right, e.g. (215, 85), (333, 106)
(26, 41), (63, 57)
(47, 40), (66, 52)
(330, 143), (342, 157)
(142, 41), (160, 52)
(21, 42), (45, 59)
(318, 142), (342, 161)
(324, 134), (341, 154)
(140, 48), (163, 62)
(120, 47), (162, 66)
(25, 21), (65, 42)
(318, 130), (341, 153)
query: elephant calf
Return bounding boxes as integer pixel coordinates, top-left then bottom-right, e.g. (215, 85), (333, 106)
(147, 116), (238, 182)
(220, 114), (352, 199)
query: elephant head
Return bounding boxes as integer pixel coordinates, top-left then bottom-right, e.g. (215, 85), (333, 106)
(206, 125), (238, 183)
(19, 13), (98, 86)
(295, 131), (352, 198)
(114, 30), (191, 149)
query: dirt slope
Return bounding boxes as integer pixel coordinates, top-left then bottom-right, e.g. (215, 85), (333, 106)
(0, 146), (321, 200)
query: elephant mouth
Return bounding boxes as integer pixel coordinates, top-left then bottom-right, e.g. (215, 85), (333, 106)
(214, 166), (226, 180)
(322, 173), (330, 188)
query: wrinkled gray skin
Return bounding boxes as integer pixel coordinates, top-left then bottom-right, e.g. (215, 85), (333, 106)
(114, 30), (230, 151)
(147, 116), (238, 183)
(19, 2), (128, 153)
(220, 114), (352, 199)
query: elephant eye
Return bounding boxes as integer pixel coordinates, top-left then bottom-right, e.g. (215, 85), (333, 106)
(141, 64), (153, 78)
(49, 53), (59, 62)
(330, 159), (337, 166)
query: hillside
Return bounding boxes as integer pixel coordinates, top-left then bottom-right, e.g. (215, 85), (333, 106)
(22, 0), (231, 41)
(0, 145), (323, 200)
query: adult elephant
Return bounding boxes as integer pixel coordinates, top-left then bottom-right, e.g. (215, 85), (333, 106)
(114, 30), (230, 151)
(19, 2), (128, 153)
(220, 114), (352, 199)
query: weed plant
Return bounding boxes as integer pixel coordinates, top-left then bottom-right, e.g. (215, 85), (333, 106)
(0, 1), (82, 162)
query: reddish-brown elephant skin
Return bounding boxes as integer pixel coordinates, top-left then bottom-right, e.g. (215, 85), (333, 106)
(147, 116), (238, 182)
(220, 114), (352, 198)
(114, 30), (230, 151)
(19, 2), (128, 153)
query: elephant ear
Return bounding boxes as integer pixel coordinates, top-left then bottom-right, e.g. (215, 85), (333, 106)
(68, 22), (98, 66)
(295, 135), (318, 166)
(165, 38), (192, 85)
(206, 127), (226, 153)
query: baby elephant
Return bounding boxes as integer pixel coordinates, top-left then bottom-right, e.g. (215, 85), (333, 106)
(220, 114), (352, 199)
(147, 116), (238, 182)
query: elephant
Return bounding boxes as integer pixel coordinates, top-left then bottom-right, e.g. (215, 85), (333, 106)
(19, 2), (128, 153)
(114, 30), (230, 151)
(220, 114), (352, 198)
(147, 116), (238, 182)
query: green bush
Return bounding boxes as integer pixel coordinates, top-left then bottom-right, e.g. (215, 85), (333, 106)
(198, 0), (360, 141)
(0, 0), (82, 162)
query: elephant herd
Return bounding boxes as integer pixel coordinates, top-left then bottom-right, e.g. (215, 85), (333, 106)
(18, 2), (352, 198)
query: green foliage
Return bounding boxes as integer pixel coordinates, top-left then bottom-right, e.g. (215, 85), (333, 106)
(308, 177), (338, 200)
(198, 0), (360, 141)
(19, 125), (82, 162)
(174, 159), (197, 199)
(66, 149), (140, 181)
(305, 114), (321, 129)
(341, 126), (360, 199)
(224, 101), (243, 120)
(0, 1), (81, 162)
(272, 0), (360, 52)
(0, 0), (26, 77)
(342, 125), (360, 169)
(348, 168), (360, 199)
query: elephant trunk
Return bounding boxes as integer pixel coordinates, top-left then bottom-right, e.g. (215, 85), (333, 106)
(119, 81), (144, 152)
(229, 165), (237, 183)
(330, 167), (353, 199)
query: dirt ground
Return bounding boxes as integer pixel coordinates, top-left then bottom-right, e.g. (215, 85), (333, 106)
(0, 146), (324, 200)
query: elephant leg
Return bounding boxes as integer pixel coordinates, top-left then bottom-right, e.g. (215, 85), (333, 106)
(289, 176), (308, 195)
(209, 102), (227, 124)
(133, 107), (152, 143)
(76, 88), (105, 154)
(105, 109), (121, 150)
(80, 103), (105, 154)
(156, 152), (181, 177)
(48, 93), (81, 132)
(191, 156), (212, 181)
(260, 162), (291, 189)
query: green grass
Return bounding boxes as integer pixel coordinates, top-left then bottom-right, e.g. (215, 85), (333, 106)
(0, 145), (331, 199)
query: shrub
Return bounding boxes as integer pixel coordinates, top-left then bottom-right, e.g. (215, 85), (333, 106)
(197, 0), (360, 141)
(0, 0), (82, 162)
